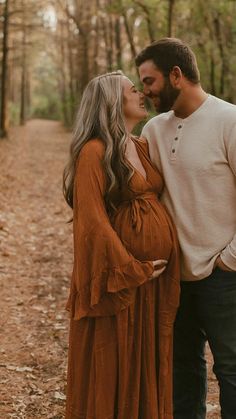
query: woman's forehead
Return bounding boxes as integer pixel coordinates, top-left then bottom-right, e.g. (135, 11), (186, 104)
(122, 77), (133, 88)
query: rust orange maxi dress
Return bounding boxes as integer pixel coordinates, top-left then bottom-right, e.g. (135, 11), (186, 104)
(66, 137), (180, 419)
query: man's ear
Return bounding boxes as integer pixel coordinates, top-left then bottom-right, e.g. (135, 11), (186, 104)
(169, 66), (182, 88)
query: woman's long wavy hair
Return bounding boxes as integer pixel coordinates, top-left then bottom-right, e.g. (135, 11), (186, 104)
(63, 71), (133, 214)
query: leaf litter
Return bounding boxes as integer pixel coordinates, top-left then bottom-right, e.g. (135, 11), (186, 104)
(0, 120), (72, 418)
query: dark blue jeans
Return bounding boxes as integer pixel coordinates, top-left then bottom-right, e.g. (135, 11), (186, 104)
(173, 268), (236, 419)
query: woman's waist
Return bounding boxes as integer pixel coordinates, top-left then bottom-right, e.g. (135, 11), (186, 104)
(119, 191), (159, 205)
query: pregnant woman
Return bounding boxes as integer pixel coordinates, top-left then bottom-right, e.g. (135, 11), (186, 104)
(63, 71), (180, 419)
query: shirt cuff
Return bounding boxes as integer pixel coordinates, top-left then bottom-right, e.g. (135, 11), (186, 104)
(220, 246), (236, 271)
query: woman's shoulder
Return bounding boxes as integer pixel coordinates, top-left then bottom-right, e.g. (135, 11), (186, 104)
(80, 138), (105, 158)
(132, 135), (147, 144)
(132, 136), (149, 155)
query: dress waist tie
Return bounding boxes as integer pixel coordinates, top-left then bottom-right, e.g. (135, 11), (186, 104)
(121, 192), (158, 233)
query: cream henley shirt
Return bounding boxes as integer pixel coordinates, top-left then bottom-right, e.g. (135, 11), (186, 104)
(142, 95), (236, 280)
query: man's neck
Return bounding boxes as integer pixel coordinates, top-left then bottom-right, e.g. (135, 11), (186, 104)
(172, 84), (208, 119)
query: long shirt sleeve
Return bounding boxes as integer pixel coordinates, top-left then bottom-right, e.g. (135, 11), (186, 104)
(67, 139), (154, 319)
(220, 120), (236, 269)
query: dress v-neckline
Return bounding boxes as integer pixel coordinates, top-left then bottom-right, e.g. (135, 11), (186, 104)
(128, 137), (150, 184)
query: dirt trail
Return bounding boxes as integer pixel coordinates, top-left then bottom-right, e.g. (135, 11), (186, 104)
(0, 120), (220, 418)
(0, 120), (72, 418)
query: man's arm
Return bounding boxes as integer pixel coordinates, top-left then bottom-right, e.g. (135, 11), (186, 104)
(216, 118), (236, 271)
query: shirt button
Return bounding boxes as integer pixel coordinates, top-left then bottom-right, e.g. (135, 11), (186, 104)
(174, 137), (178, 141)
(172, 149), (176, 153)
(178, 125), (182, 129)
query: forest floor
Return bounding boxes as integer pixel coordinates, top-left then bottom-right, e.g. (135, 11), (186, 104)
(0, 119), (220, 418)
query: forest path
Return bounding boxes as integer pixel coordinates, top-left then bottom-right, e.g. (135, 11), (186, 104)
(0, 119), (220, 418)
(0, 120), (72, 418)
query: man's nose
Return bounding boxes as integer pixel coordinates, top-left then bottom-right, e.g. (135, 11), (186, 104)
(143, 86), (151, 96)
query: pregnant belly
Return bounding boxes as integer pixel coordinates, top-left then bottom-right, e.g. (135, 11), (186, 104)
(113, 202), (173, 261)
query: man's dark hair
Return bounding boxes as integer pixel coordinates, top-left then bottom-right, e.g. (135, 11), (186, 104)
(135, 38), (200, 84)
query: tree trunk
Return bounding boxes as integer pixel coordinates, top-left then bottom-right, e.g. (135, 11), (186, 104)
(20, 15), (27, 125)
(122, 13), (140, 77)
(93, 0), (100, 75)
(213, 15), (227, 96)
(210, 56), (216, 96)
(123, 12), (137, 59)
(73, 0), (91, 94)
(101, 16), (112, 71)
(25, 68), (31, 115)
(134, 1), (155, 42)
(115, 16), (122, 70)
(146, 15), (155, 43)
(167, 0), (175, 37)
(66, 20), (76, 119)
(0, 0), (9, 138)
(108, 9), (114, 70)
(59, 20), (70, 125)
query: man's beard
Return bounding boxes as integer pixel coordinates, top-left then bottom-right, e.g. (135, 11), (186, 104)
(153, 78), (180, 113)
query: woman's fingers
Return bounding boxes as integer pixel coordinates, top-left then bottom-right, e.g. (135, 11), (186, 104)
(150, 259), (168, 279)
(153, 259), (168, 269)
(151, 265), (166, 279)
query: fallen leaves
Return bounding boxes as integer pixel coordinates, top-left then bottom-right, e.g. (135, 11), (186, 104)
(5, 365), (34, 373)
(0, 121), (72, 418)
(54, 392), (66, 401)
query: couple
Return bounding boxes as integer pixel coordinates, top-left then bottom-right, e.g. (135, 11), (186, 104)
(63, 38), (236, 419)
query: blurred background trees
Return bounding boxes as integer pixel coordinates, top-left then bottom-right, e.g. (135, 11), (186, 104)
(1, 0), (236, 137)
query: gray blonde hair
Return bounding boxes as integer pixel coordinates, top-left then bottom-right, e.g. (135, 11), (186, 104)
(63, 71), (133, 212)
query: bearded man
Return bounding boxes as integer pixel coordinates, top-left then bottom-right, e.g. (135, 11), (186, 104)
(136, 38), (236, 419)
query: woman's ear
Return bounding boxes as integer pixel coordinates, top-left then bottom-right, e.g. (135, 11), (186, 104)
(169, 66), (182, 88)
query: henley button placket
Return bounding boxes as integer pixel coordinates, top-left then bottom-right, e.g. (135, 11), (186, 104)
(170, 122), (183, 160)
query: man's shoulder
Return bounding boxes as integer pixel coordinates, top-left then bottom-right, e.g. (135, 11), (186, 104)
(209, 95), (236, 118)
(143, 111), (173, 131)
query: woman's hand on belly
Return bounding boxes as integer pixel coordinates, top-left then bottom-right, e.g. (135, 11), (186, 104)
(150, 259), (168, 280)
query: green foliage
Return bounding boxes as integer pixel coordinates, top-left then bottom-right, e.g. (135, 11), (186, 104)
(31, 93), (60, 120)
(31, 52), (61, 120)
(3, 0), (236, 132)
(59, 94), (77, 127)
(9, 102), (20, 126)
